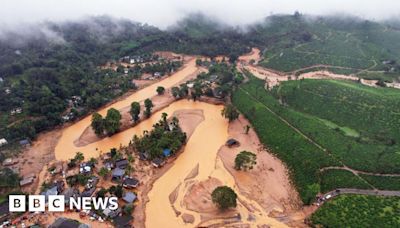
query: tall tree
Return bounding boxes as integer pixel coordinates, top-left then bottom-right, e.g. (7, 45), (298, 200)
(130, 101), (141, 123)
(144, 98), (154, 118)
(171, 87), (180, 98)
(221, 104), (239, 122)
(156, 86), (165, 95)
(211, 186), (237, 209)
(91, 113), (104, 136)
(105, 108), (122, 135)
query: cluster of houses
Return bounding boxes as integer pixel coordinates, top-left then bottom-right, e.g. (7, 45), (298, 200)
(28, 154), (139, 226)
(184, 74), (227, 99)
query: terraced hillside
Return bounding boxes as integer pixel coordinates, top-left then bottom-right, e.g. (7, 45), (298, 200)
(232, 76), (400, 205)
(253, 15), (400, 82)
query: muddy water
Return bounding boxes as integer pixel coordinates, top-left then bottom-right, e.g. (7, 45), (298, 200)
(145, 102), (288, 228)
(54, 58), (197, 160)
(54, 52), (288, 227)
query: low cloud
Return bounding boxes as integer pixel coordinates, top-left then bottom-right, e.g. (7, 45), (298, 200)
(1, 0), (400, 30)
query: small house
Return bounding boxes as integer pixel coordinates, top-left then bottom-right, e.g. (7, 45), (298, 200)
(80, 187), (96, 197)
(79, 163), (92, 175)
(115, 159), (129, 169)
(4, 88), (11, 94)
(103, 207), (121, 219)
(113, 215), (133, 228)
(124, 68), (129, 74)
(0, 201), (10, 223)
(152, 158), (165, 168)
(10, 107), (22, 115)
(0, 138), (7, 147)
(85, 176), (99, 190)
(2, 158), (17, 166)
(104, 161), (114, 170)
(19, 175), (35, 187)
(226, 138), (240, 147)
(209, 75), (219, 82)
(112, 168), (125, 182)
(153, 72), (161, 78)
(162, 148), (171, 157)
(122, 192), (137, 204)
(19, 139), (30, 147)
(122, 177), (139, 188)
(139, 152), (150, 161)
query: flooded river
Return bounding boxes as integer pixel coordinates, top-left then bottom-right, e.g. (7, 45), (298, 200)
(145, 100), (288, 227)
(53, 53), (288, 227)
(54, 57), (197, 160)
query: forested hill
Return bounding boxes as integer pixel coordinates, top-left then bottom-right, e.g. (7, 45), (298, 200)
(1, 13), (400, 148)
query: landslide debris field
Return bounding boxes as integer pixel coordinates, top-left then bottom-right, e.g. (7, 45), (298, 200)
(2, 13), (400, 228)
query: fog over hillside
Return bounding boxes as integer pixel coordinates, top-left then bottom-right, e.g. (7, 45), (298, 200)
(1, 0), (400, 30)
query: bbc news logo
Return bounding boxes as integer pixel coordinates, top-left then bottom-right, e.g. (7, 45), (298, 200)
(9, 195), (118, 212)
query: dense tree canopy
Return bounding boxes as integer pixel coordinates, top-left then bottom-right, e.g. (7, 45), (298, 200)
(211, 186), (237, 209)
(144, 98), (154, 118)
(130, 101), (141, 123)
(104, 108), (122, 135)
(221, 104), (239, 122)
(234, 151), (257, 170)
(91, 112), (105, 136)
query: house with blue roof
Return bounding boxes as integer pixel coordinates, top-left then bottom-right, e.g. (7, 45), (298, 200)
(162, 148), (171, 157)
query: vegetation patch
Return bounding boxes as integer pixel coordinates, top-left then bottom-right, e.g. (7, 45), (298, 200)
(311, 195), (400, 227)
(320, 169), (372, 193)
(360, 174), (400, 191)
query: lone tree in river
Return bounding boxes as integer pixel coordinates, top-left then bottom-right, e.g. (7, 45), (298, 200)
(221, 104), (239, 122)
(144, 98), (154, 118)
(156, 86), (165, 95)
(211, 186), (237, 209)
(91, 112), (104, 136)
(234, 151), (257, 170)
(130, 101), (141, 123)
(105, 108), (122, 135)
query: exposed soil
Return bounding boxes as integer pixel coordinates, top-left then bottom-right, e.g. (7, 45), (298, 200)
(218, 115), (302, 214)
(14, 129), (62, 193)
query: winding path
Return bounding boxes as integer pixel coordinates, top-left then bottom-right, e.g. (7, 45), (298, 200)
(320, 166), (400, 177)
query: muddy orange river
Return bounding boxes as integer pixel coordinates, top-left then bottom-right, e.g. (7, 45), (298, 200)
(54, 56), (287, 227)
(54, 58), (198, 160)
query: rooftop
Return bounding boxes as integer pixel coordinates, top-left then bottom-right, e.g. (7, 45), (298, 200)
(112, 168), (125, 177)
(122, 192), (137, 203)
(123, 177), (139, 187)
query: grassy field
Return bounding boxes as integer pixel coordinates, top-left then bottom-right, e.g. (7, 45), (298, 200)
(233, 76), (400, 204)
(311, 195), (400, 227)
